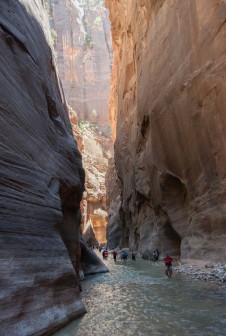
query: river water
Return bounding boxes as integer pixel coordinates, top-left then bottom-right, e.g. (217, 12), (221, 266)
(55, 252), (226, 336)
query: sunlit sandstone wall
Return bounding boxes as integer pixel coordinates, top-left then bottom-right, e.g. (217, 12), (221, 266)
(106, 0), (226, 263)
(48, 0), (113, 244)
(81, 125), (109, 244)
(0, 1), (107, 335)
(48, 0), (113, 136)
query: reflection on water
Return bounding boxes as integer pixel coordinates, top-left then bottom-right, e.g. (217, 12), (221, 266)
(54, 252), (226, 336)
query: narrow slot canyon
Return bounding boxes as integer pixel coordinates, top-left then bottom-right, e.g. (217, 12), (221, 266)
(0, 1), (226, 335)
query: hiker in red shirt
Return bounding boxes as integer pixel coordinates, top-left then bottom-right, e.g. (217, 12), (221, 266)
(163, 254), (177, 278)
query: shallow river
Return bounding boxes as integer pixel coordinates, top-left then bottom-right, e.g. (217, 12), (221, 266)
(55, 252), (226, 336)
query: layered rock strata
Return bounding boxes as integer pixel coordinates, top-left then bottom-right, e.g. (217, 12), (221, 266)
(0, 1), (107, 335)
(106, 0), (226, 263)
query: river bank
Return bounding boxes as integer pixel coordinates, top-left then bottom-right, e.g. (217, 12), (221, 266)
(107, 249), (226, 287)
(175, 263), (226, 286)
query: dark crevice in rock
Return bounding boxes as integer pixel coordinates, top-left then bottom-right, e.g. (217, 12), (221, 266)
(45, 87), (59, 122)
(102, 16), (113, 70)
(136, 191), (149, 213)
(140, 115), (150, 138)
(121, 222), (130, 248)
(134, 227), (140, 250)
(59, 179), (81, 279)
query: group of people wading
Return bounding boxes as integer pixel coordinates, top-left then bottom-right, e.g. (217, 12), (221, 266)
(100, 246), (177, 278)
(101, 248), (136, 262)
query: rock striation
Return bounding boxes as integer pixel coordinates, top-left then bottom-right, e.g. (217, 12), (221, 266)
(106, 0), (226, 263)
(0, 1), (107, 335)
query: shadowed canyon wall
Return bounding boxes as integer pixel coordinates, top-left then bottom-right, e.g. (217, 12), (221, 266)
(106, 0), (226, 263)
(47, 0), (113, 245)
(0, 1), (107, 335)
(105, 158), (123, 249)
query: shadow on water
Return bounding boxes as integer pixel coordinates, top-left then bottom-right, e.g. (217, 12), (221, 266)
(54, 252), (226, 336)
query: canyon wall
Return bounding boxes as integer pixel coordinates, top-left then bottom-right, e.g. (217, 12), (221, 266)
(107, 0), (226, 263)
(48, 0), (113, 245)
(0, 1), (107, 335)
(81, 123), (110, 244)
(106, 158), (123, 249)
(48, 0), (113, 136)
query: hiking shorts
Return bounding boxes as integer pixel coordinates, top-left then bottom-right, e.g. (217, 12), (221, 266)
(165, 265), (172, 273)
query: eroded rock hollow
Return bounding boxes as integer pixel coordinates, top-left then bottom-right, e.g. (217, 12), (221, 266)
(106, 0), (226, 263)
(0, 1), (107, 335)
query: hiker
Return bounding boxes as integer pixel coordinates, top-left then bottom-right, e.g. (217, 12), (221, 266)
(121, 250), (128, 260)
(112, 250), (117, 261)
(152, 249), (159, 263)
(102, 249), (108, 259)
(163, 253), (177, 278)
(131, 251), (136, 261)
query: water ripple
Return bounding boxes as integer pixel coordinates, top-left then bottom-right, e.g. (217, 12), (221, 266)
(54, 254), (226, 336)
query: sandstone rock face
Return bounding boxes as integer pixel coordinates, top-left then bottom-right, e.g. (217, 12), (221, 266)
(48, 0), (113, 136)
(68, 108), (110, 245)
(106, 158), (123, 249)
(107, 0), (226, 263)
(107, 198), (124, 250)
(81, 124), (111, 244)
(0, 1), (107, 335)
(68, 105), (84, 153)
(47, 0), (113, 244)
